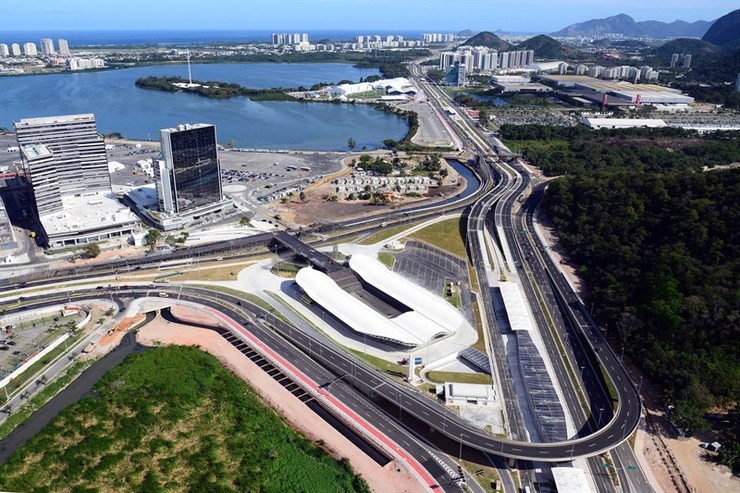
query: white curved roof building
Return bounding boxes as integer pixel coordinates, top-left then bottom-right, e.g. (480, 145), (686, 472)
(295, 253), (461, 347)
(349, 254), (467, 332)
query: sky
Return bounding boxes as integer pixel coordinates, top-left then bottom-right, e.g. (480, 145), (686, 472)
(0, 0), (736, 34)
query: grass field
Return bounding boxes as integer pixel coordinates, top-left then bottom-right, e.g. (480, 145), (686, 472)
(425, 370), (492, 385)
(174, 262), (252, 282)
(377, 252), (395, 269)
(358, 221), (423, 245)
(0, 346), (370, 492)
(408, 218), (467, 258)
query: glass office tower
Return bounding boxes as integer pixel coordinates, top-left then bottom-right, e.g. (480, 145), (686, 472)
(157, 123), (222, 214)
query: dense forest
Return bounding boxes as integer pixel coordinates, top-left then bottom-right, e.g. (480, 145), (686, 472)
(530, 124), (740, 470)
(501, 124), (740, 175)
(135, 76), (296, 101)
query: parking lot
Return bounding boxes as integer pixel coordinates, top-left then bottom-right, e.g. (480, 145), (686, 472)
(0, 309), (86, 379)
(104, 139), (346, 204)
(392, 239), (473, 321)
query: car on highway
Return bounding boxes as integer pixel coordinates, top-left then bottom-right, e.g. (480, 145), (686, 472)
(7, 341), (16, 346)
(158, 292), (169, 297)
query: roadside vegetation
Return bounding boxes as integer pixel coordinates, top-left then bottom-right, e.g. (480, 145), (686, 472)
(0, 346), (370, 492)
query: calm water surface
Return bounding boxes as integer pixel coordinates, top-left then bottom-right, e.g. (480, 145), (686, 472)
(0, 63), (408, 150)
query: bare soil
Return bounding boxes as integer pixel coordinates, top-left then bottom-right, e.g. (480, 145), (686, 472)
(276, 158), (466, 226)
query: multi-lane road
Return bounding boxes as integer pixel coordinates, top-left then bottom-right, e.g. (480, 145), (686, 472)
(1, 63), (656, 491)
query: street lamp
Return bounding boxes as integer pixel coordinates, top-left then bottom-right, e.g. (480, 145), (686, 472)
(598, 407), (605, 427)
(459, 434), (463, 462)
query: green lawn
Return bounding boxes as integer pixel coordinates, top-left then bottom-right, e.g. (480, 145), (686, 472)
(377, 252), (395, 269)
(426, 370), (492, 385)
(0, 346), (370, 492)
(358, 221), (422, 245)
(408, 217), (467, 257)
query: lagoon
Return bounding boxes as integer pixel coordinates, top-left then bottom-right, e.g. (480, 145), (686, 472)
(0, 63), (408, 150)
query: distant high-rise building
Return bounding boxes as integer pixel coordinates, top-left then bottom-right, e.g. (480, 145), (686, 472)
(58, 38), (70, 56)
(575, 64), (587, 75)
(682, 54), (692, 69)
(40, 38), (55, 55)
(735, 73), (740, 93)
(0, 44), (8, 57)
(301, 33), (309, 43)
(293, 32), (301, 44)
(23, 42), (38, 56)
(15, 114), (111, 206)
(670, 53), (679, 68)
(10, 43), (21, 56)
(157, 123), (223, 215)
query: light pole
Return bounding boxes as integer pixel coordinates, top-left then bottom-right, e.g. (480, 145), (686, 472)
(459, 434), (463, 462)
(598, 407), (605, 427)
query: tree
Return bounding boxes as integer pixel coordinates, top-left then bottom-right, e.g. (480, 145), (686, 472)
(81, 242), (100, 259)
(239, 216), (251, 226)
(347, 137), (356, 152)
(145, 228), (161, 251)
(299, 191), (306, 202)
(479, 107), (490, 127)
(383, 139), (398, 150)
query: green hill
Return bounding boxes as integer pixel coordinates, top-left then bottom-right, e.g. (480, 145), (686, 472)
(702, 9), (740, 46)
(515, 35), (574, 59)
(461, 31), (512, 51)
(649, 38), (722, 65)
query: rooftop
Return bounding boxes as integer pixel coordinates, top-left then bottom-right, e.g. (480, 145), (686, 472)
(551, 467), (591, 493)
(15, 113), (95, 126)
(40, 191), (139, 236)
(498, 282), (534, 332)
(20, 144), (52, 159)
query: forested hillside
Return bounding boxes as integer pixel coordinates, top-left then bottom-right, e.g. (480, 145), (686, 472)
(515, 124), (740, 470)
(543, 170), (739, 428)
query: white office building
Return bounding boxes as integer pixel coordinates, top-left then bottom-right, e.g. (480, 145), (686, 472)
(10, 43), (21, 56)
(14, 114), (138, 247)
(0, 44), (8, 57)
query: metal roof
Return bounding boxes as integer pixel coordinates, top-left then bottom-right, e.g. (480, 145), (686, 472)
(295, 267), (451, 347)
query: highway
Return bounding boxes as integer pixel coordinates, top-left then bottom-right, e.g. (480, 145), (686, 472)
(0, 62), (652, 491)
(410, 64), (649, 491)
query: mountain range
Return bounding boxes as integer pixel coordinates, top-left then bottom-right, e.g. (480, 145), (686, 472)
(552, 13), (713, 39)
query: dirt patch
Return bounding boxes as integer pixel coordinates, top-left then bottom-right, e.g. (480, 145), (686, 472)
(137, 306), (426, 493)
(276, 159), (466, 227)
(87, 313), (146, 357)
